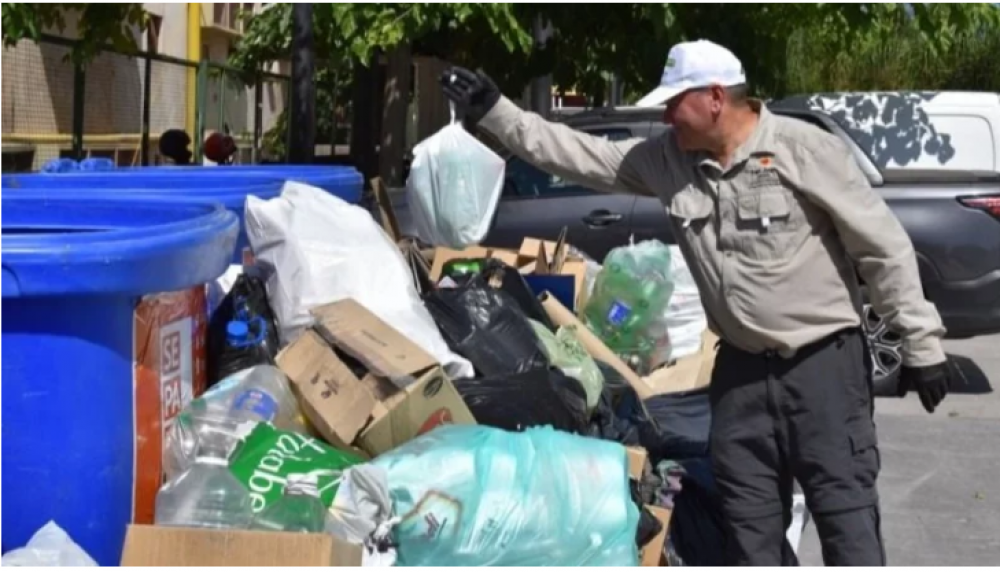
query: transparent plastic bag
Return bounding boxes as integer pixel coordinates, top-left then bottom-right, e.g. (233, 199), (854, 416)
(405, 104), (505, 248)
(584, 240), (675, 374)
(528, 320), (604, 411)
(364, 425), (640, 566)
(663, 245), (706, 360)
(1, 521), (96, 566)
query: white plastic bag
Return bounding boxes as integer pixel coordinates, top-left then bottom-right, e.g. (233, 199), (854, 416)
(405, 104), (505, 248)
(1, 521), (97, 566)
(664, 245), (707, 360)
(245, 181), (474, 381)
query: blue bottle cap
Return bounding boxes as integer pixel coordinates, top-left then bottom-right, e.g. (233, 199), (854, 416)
(226, 320), (251, 344)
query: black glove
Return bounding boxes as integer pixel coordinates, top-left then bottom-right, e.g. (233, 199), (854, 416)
(898, 361), (950, 413)
(439, 66), (501, 127)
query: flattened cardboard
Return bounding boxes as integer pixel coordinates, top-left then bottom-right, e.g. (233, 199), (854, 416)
(310, 298), (437, 386)
(640, 505), (673, 567)
(120, 525), (363, 566)
(277, 330), (374, 450)
(371, 176), (402, 243)
(642, 329), (719, 396)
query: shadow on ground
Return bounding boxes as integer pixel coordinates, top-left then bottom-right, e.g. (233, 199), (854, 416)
(946, 353), (993, 395)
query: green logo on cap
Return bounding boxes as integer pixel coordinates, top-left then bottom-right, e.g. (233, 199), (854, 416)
(666, 57), (676, 68)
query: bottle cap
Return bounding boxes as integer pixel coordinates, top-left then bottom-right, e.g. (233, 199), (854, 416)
(226, 320), (250, 344)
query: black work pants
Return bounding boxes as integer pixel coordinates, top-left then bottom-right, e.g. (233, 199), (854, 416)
(709, 328), (886, 566)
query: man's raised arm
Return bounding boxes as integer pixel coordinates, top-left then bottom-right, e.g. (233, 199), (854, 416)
(442, 68), (651, 196)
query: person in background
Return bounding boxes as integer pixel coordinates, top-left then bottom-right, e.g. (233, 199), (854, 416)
(203, 130), (239, 166)
(439, 39), (951, 566)
(158, 129), (193, 165)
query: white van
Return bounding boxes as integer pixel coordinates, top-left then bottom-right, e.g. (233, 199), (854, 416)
(773, 91), (1000, 172)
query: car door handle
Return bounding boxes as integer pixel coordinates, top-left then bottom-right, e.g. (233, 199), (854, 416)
(583, 210), (624, 227)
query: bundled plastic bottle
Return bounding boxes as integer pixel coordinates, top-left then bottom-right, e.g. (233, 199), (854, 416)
(163, 365), (306, 480)
(582, 240), (675, 374)
(155, 426), (254, 529)
(250, 473), (327, 533)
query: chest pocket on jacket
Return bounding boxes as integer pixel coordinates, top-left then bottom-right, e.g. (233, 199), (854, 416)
(730, 186), (803, 260)
(669, 186), (714, 238)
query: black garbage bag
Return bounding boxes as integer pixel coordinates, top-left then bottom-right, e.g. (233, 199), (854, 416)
(477, 259), (555, 329)
(588, 361), (711, 465)
(454, 367), (589, 434)
(207, 273), (280, 386)
(632, 478), (665, 551)
(424, 270), (549, 377)
(644, 389), (711, 460)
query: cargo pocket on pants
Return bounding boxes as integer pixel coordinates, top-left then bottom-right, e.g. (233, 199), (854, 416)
(850, 424), (880, 503)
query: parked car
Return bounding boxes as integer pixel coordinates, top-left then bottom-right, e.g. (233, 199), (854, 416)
(384, 102), (1000, 393)
(772, 91), (1000, 172)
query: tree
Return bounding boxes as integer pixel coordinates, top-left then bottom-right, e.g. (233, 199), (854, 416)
(1, 3), (146, 64)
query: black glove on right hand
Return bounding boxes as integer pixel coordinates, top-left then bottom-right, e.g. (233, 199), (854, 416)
(439, 66), (501, 127)
(898, 361), (950, 413)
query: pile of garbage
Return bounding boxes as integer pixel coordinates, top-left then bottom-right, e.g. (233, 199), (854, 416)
(11, 179), (723, 567)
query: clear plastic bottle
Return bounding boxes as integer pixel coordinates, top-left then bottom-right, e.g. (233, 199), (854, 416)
(155, 427), (253, 529)
(250, 473), (327, 533)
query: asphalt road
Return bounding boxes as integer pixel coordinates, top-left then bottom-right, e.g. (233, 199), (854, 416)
(798, 333), (1000, 566)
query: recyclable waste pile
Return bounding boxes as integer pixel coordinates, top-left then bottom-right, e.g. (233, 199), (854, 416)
(5, 180), (726, 567)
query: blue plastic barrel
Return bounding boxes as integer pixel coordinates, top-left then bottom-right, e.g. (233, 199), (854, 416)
(2, 164), (364, 205)
(5, 184), (283, 263)
(1, 194), (239, 565)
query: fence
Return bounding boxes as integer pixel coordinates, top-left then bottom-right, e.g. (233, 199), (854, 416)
(2, 35), (291, 172)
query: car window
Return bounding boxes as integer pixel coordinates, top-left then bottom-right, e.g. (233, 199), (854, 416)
(503, 128), (633, 198)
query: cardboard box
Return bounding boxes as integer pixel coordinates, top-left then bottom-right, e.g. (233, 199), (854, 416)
(120, 525), (363, 566)
(640, 505), (673, 567)
(642, 329), (719, 396)
(627, 446), (649, 480)
(277, 298), (476, 457)
(428, 246), (520, 282)
(516, 230), (589, 311)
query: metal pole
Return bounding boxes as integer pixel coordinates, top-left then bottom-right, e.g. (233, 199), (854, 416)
(72, 61), (86, 160)
(529, 15), (553, 117)
(141, 54), (153, 165)
(253, 73), (263, 163)
(288, 2), (316, 164)
(194, 60), (208, 163)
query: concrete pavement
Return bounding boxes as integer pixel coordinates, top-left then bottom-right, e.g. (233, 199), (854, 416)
(798, 334), (1000, 566)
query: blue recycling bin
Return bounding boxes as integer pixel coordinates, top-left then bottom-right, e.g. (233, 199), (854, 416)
(1, 194), (239, 565)
(2, 164), (365, 205)
(2, 165), (364, 263)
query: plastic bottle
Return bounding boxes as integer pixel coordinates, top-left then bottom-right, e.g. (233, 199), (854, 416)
(583, 241), (675, 374)
(155, 427), (254, 529)
(216, 316), (274, 382)
(250, 473), (327, 533)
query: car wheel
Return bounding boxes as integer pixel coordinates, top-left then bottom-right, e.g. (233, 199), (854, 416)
(861, 302), (904, 397)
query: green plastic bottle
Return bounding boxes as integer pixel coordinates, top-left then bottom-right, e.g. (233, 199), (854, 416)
(583, 241), (675, 373)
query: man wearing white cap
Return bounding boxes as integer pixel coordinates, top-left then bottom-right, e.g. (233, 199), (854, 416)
(440, 40), (949, 566)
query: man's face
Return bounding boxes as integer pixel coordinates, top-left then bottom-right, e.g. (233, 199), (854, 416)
(662, 86), (725, 151)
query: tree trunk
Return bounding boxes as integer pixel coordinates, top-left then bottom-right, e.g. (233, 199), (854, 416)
(378, 43), (413, 188)
(350, 61), (378, 182)
(287, 3), (315, 164)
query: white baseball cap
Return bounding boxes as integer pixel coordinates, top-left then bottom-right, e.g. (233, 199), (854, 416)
(635, 40), (746, 107)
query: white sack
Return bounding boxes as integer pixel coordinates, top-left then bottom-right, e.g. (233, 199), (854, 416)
(245, 181), (474, 381)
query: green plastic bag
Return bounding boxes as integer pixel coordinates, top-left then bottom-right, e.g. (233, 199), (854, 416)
(228, 423), (365, 513)
(528, 320), (604, 411)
